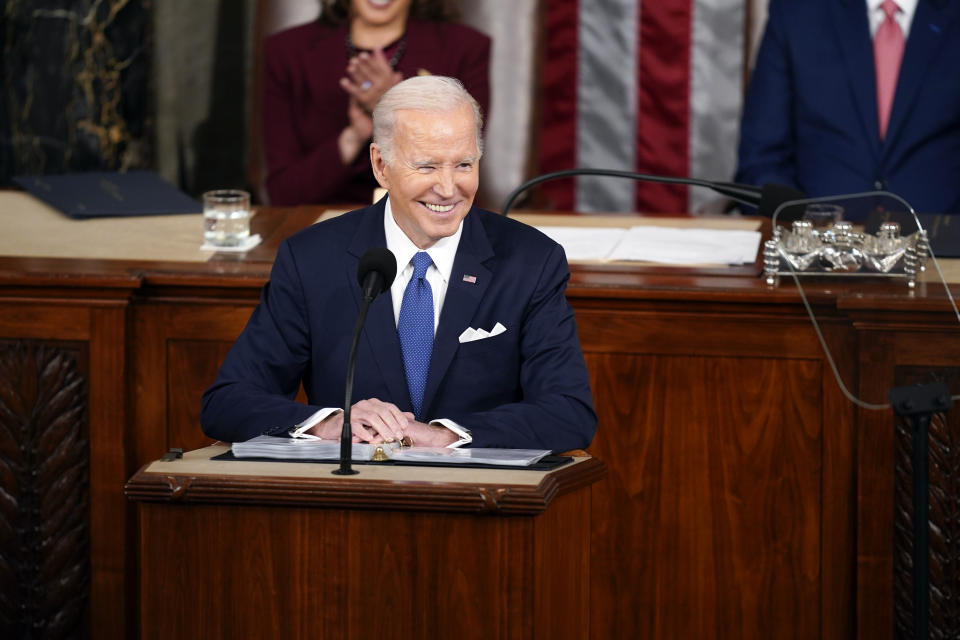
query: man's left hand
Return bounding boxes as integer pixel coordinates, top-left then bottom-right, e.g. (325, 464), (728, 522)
(402, 419), (460, 448)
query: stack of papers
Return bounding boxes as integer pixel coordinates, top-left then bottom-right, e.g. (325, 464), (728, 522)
(232, 435), (377, 461)
(535, 227), (628, 261)
(390, 447), (550, 466)
(608, 227), (761, 264)
(231, 435), (551, 467)
(536, 225), (762, 265)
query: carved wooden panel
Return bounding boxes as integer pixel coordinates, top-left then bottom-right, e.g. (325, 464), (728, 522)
(893, 368), (960, 639)
(0, 340), (89, 638)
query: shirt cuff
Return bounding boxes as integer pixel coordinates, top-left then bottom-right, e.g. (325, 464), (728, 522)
(429, 418), (472, 448)
(289, 407), (342, 439)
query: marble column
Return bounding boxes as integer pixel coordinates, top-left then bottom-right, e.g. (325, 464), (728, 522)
(0, 0), (153, 184)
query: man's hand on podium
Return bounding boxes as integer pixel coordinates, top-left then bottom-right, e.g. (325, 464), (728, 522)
(309, 398), (410, 443)
(306, 399), (458, 447)
(401, 420), (459, 448)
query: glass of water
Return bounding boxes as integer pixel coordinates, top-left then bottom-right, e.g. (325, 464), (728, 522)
(203, 189), (251, 247)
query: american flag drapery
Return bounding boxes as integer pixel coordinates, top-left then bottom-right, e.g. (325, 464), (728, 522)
(538, 0), (749, 214)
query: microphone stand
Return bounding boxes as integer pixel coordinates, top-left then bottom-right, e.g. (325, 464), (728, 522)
(332, 296), (373, 476)
(498, 168), (761, 217)
(888, 381), (952, 637)
(332, 247), (395, 476)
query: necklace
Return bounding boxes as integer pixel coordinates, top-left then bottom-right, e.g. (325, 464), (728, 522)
(345, 33), (408, 69)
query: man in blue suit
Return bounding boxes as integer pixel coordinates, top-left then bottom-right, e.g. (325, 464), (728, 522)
(202, 76), (597, 451)
(736, 0), (960, 215)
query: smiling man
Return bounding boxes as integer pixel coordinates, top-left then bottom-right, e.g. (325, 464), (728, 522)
(202, 76), (596, 451)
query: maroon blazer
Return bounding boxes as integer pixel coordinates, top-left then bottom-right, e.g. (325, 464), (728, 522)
(263, 20), (491, 206)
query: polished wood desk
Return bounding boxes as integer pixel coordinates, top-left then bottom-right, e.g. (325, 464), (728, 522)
(125, 445), (604, 639)
(1, 201), (958, 638)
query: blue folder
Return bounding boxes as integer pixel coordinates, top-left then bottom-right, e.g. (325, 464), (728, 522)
(13, 170), (201, 219)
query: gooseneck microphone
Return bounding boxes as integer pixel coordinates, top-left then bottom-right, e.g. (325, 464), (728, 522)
(333, 247), (397, 476)
(498, 168), (806, 219)
(358, 248), (397, 303)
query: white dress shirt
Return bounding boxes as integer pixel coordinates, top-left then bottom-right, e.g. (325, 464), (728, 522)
(384, 198), (462, 332)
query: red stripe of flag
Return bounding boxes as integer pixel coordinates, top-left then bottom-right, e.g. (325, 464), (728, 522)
(537, 0), (578, 211)
(636, 1), (692, 214)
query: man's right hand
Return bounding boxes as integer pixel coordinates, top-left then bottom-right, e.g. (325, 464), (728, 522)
(308, 398), (412, 444)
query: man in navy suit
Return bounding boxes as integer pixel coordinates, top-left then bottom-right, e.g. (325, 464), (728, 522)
(736, 0), (960, 215)
(202, 76), (597, 451)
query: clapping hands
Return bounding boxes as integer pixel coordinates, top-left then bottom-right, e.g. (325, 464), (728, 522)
(337, 48), (403, 164)
(340, 48), (403, 114)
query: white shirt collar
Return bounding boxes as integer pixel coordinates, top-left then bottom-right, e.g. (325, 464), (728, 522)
(867, 0), (918, 38)
(383, 198), (462, 283)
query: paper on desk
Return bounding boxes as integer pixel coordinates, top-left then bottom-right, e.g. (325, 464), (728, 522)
(535, 226), (627, 261)
(232, 435), (383, 460)
(608, 226), (762, 265)
(232, 435), (550, 466)
(389, 447), (550, 466)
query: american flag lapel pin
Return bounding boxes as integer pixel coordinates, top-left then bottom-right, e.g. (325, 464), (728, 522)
(462, 274), (477, 284)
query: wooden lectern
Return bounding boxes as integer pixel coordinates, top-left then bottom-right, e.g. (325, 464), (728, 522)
(125, 445), (605, 639)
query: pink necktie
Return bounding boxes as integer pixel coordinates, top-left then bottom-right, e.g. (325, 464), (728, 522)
(874, 0), (904, 140)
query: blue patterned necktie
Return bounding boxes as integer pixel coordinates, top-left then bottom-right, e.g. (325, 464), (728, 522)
(397, 251), (434, 419)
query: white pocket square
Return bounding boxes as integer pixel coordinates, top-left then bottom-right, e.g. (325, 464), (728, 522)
(458, 322), (506, 343)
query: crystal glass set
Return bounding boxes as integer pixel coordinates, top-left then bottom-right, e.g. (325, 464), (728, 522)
(763, 220), (930, 288)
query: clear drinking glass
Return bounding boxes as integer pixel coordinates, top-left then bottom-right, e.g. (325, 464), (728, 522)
(802, 203), (844, 227)
(203, 189), (251, 247)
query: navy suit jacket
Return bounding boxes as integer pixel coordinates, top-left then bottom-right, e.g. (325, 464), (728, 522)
(201, 200), (597, 451)
(736, 0), (960, 215)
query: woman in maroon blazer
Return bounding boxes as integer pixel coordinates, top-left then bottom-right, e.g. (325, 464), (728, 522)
(263, 0), (491, 206)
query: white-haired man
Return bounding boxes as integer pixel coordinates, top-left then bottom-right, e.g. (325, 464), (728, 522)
(203, 76), (596, 451)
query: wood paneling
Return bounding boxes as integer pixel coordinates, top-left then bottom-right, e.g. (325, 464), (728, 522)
(575, 308), (825, 359)
(138, 505), (534, 639)
(132, 302), (254, 466)
(855, 323), (960, 640)
(585, 353), (823, 639)
(87, 305), (130, 640)
(166, 339), (233, 450)
(0, 296), (131, 640)
(817, 321), (858, 640)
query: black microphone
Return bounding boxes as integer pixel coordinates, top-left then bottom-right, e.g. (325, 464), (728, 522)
(333, 247), (397, 475)
(498, 168), (806, 219)
(755, 182), (807, 221)
(358, 247), (398, 302)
